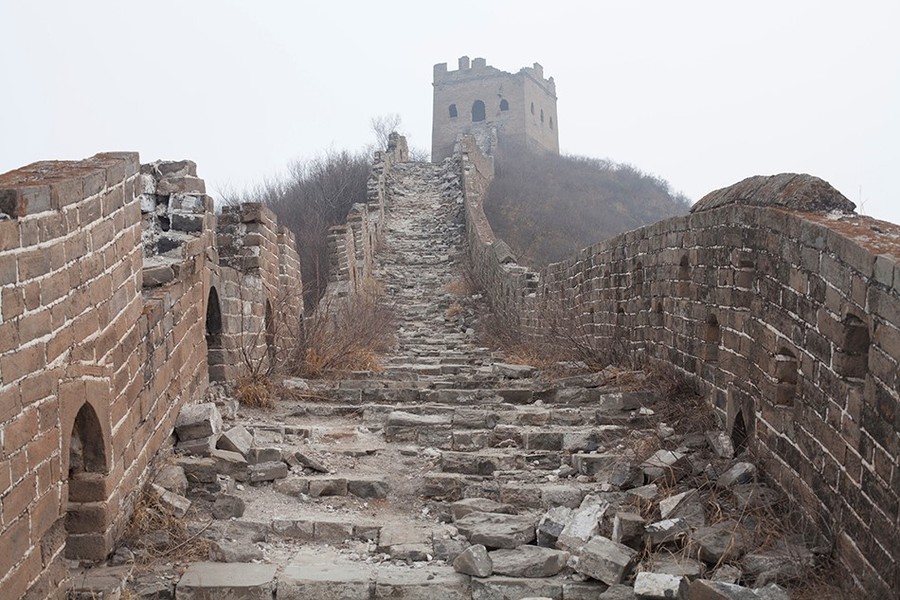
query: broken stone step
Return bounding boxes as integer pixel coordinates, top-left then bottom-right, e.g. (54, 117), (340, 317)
(270, 517), (381, 544)
(275, 475), (389, 499)
(470, 575), (607, 599)
(440, 449), (565, 475)
(176, 562), (277, 600)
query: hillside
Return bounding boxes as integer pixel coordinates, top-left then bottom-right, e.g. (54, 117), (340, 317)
(485, 141), (691, 267)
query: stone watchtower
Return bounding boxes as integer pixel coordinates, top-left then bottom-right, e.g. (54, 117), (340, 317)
(431, 56), (559, 162)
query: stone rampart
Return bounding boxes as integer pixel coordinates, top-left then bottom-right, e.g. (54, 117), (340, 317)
(0, 152), (302, 599)
(323, 136), (408, 297)
(458, 136), (900, 594)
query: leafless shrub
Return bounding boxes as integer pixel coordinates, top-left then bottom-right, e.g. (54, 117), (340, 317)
(123, 486), (210, 566)
(221, 150), (371, 308)
(370, 113), (402, 151)
(234, 376), (277, 409)
(534, 289), (644, 372)
(288, 288), (395, 378)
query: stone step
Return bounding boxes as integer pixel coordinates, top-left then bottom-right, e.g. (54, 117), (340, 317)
(277, 552), (471, 600)
(177, 562), (277, 599)
(420, 473), (595, 509)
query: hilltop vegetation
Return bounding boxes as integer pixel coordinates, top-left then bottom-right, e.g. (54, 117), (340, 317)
(485, 140), (691, 267)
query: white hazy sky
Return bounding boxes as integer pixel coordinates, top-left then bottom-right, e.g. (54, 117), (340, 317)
(2, 1), (898, 224)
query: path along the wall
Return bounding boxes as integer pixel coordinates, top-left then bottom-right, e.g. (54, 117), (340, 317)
(459, 136), (900, 594)
(0, 153), (302, 599)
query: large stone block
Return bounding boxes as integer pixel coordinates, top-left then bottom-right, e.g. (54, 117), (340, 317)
(575, 536), (638, 585)
(454, 512), (538, 549)
(488, 546), (568, 578)
(175, 562), (276, 600)
(278, 562), (373, 600)
(175, 403), (222, 442)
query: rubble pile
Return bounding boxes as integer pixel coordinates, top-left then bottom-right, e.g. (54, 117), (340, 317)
(68, 162), (823, 599)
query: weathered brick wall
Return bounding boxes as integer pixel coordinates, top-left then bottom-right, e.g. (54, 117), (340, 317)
(322, 140), (407, 298)
(0, 152), (303, 599)
(459, 136), (900, 594)
(217, 202), (303, 374)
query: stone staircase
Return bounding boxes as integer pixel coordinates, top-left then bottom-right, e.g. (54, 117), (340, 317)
(77, 161), (796, 600)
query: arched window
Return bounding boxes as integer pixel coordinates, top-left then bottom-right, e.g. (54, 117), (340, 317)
(448, 104), (457, 119)
(550, 116), (554, 130)
(678, 255), (690, 280)
(472, 100), (486, 122)
(540, 109), (545, 123)
(530, 102), (535, 115)
(499, 99), (509, 111)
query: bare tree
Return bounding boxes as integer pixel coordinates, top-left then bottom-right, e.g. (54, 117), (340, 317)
(222, 150), (371, 308)
(370, 113), (402, 151)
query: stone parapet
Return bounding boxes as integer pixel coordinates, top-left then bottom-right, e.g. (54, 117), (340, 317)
(458, 135), (900, 596)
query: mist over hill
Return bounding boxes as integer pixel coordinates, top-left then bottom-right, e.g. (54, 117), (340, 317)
(485, 140), (692, 267)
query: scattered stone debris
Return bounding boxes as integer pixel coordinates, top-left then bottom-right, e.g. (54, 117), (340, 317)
(80, 160), (825, 600)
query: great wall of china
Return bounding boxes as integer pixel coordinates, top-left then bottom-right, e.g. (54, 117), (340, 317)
(0, 129), (897, 597)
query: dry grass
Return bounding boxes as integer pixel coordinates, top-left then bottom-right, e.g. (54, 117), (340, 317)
(289, 289), (394, 378)
(234, 375), (277, 409)
(446, 277), (473, 296)
(124, 486), (210, 567)
(446, 302), (464, 319)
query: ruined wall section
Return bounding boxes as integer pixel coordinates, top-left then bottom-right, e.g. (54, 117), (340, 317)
(0, 153), (147, 598)
(0, 152), (304, 599)
(217, 203), (302, 377)
(458, 136), (900, 594)
(322, 138), (408, 299)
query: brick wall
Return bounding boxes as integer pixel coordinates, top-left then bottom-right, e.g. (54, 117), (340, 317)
(322, 142), (406, 299)
(458, 136), (900, 594)
(0, 152), (303, 599)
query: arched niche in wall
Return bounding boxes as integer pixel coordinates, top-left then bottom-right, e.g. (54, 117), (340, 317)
(65, 401), (110, 560)
(206, 286), (225, 381)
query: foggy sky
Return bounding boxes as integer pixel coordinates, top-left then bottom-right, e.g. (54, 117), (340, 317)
(2, 1), (898, 225)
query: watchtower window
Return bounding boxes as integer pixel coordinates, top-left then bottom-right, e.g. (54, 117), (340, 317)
(448, 104), (457, 119)
(500, 99), (509, 111)
(472, 100), (486, 122)
(530, 102), (535, 115)
(540, 109), (545, 123)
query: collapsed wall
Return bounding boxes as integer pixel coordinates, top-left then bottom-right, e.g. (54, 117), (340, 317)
(458, 136), (900, 594)
(0, 152), (302, 599)
(323, 133), (408, 296)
